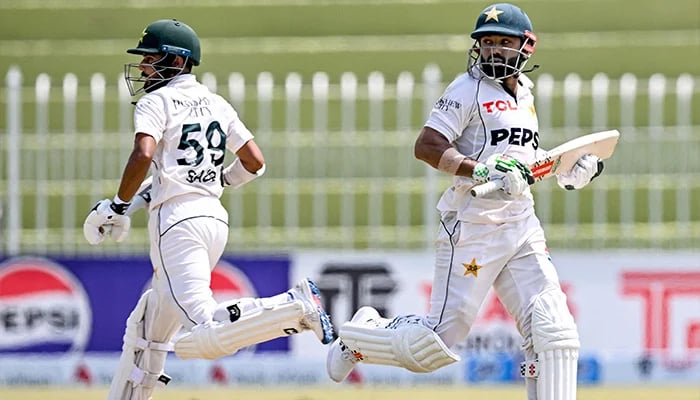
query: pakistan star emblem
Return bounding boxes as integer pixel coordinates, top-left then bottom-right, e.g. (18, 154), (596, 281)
(138, 29), (148, 45)
(484, 6), (504, 22)
(463, 258), (483, 277)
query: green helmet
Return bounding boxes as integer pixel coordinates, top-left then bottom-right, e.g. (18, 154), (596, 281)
(127, 19), (201, 66)
(467, 3), (538, 81)
(471, 3), (534, 40)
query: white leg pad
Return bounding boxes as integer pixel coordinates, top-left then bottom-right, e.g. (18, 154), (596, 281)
(339, 315), (460, 373)
(107, 290), (174, 400)
(536, 349), (579, 400)
(526, 288), (580, 400)
(175, 300), (305, 359)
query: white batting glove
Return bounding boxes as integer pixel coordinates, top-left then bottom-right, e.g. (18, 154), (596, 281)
(473, 153), (534, 196)
(83, 199), (131, 245)
(556, 154), (604, 190)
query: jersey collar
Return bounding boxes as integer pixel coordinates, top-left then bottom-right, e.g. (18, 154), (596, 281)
(167, 73), (196, 87)
(518, 74), (534, 90)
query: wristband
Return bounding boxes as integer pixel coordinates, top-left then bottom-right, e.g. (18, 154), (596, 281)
(222, 158), (266, 189)
(111, 194), (131, 215)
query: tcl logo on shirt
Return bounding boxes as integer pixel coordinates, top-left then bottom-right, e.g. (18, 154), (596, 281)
(482, 100), (518, 113)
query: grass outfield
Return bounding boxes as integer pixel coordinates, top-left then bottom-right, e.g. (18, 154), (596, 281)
(2, 0), (699, 83)
(1, 386), (699, 400)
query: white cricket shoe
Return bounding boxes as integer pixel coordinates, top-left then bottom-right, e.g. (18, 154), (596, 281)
(326, 306), (380, 382)
(289, 278), (335, 344)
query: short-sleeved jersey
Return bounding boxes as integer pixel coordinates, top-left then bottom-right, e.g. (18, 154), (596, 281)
(425, 70), (540, 224)
(133, 74), (254, 209)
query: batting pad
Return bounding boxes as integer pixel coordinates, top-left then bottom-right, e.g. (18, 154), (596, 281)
(340, 319), (460, 373)
(107, 290), (175, 400)
(537, 348), (578, 400)
(527, 288), (580, 400)
(174, 301), (304, 359)
(531, 289), (580, 353)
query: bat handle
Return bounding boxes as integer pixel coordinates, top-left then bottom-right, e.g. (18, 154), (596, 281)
(470, 180), (505, 197)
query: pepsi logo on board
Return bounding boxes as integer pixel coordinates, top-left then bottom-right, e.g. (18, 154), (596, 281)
(0, 257), (92, 352)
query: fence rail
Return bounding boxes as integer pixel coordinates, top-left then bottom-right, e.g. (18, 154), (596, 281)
(2, 65), (699, 255)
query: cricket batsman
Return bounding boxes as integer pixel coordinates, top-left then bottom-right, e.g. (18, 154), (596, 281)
(82, 19), (334, 399)
(326, 4), (604, 399)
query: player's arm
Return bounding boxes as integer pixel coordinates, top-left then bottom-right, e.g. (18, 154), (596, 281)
(415, 127), (533, 196)
(116, 133), (156, 203)
(222, 139), (266, 189)
(414, 126), (479, 177)
(119, 133), (156, 215)
(236, 139), (265, 175)
(83, 133), (155, 245)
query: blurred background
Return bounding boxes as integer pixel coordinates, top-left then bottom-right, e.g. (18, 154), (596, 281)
(1, 0), (699, 398)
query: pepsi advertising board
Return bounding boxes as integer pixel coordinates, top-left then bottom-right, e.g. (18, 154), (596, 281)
(0, 255), (291, 353)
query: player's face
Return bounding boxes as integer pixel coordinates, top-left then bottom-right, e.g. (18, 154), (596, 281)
(479, 35), (521, 58)
(478, 35), (523, 79)
(124, 53), (181, 96)
(137, 54), (165, 92)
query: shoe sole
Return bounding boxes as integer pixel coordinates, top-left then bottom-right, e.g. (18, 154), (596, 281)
(306, 279), (335, 344)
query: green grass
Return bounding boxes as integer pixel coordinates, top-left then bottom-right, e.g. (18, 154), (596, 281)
(2, 0), (700, 132)
(2, 1), (698, 38)
(1, 386), (699, 400)
(1, 0), (699, 83)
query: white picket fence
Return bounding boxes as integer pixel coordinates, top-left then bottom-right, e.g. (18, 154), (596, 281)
(2, 65), (699, 255)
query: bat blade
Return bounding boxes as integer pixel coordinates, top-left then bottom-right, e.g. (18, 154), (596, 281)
(471, 129), (620, 197)
(532, 129), (620, 181)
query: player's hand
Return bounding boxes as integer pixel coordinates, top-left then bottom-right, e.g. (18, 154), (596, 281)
(83, 199), (131, 245)
(556, 154), (604, 190)
(473, 154), (534, 196)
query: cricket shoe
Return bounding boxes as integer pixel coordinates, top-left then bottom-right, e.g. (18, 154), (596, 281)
(326, 306), (380, 382)
(289, 278), (334, 345)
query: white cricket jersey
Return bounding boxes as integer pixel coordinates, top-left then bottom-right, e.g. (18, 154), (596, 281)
(425, 70), (540, 224)
(133, 74), (254, 209)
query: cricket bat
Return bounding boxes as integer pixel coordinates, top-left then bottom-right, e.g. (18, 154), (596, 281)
(470, 129), (620, 197)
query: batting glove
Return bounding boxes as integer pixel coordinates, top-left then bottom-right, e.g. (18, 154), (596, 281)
(474, 153), (534, 196)
(556, 154), (604, 190)
(83, 198), (131, 245)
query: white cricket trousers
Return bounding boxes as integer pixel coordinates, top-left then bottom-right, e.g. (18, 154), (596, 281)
(105, 195), (230, 400)
(147, 194), (229, 340)
(424, 210), (568, 348)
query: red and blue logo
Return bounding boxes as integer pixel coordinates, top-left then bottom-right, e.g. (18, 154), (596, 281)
(0, 257), (92, 352)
